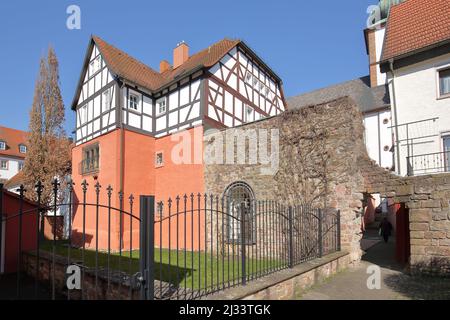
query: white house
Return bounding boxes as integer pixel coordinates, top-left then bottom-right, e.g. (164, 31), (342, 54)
(0, 126), (27, 183)
(379, 0), (450, 176)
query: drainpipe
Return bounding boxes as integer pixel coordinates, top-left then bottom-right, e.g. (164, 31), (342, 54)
(389, 59), (401, 175)
(118, 79), (125, 250)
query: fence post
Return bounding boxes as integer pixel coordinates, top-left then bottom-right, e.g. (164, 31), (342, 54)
(0, 184), (3, 274)
(140, 195), (155, 300)
(337, 210), (341, 251)
(318, 209), (323, 258)
(240, 204), (246, 285)
(288, 206), (294, 268)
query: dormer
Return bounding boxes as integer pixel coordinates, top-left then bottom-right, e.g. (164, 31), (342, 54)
(19, 144), (27, 154)
(0, 140), (6, 150)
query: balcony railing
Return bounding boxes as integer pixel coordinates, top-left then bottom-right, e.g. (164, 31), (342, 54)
(407, 151), (450, 176)
(79, 156), (99, 175)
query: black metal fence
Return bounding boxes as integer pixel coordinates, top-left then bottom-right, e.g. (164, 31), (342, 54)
(0, 180), (340, 300)
(407, 150), (450, 176)
(151, 195), (341, 300)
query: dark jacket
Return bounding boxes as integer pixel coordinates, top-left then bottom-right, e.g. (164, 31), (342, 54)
(379, 220), (393, 236)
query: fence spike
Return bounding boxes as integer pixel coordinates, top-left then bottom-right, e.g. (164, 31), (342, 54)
(106, 185), (113, 197)
(81, 179), (88, 192)
(94, 181), (101, 195)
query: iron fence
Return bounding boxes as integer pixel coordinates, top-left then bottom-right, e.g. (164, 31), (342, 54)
(0, 180), (340, 300)
(407, 150), (450, 176)
(151, 195), (341, 300)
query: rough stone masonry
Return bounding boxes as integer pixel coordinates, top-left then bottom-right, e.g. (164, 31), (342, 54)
(204, 96), (450, 275)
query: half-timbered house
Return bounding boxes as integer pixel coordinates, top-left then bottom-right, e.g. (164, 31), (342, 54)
(70, 36), (286, 250)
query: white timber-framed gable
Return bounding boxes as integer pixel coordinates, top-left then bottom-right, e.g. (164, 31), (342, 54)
(206, 44), (286, 128)
(152, 71), (204, 137)
(119, 70), (204, 138)
(74, 42), (117, 145)
(121, 85), (154, 133)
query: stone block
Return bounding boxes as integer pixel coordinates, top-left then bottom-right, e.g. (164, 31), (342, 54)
(414, 185), (433, 194)
(430, 221), (450, 231)
(410, 246), (425, 255)
(410, 209), (432, 222)
(439, 239), (450, 246)
(410, 223), (429, 231)
(396, 185), (414, 196)
(421, 200), (441, 208)
(410, 231), (424, 239)
(410, 239), (432, 246)
(424, 231), (446, 239)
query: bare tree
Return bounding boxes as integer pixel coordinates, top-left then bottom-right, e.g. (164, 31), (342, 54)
(23, 46), (71, 206)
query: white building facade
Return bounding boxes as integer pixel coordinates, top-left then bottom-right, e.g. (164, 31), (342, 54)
(0, 127), (27, 182)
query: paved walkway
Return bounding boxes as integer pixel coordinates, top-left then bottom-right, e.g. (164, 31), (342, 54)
(298, 230), (450, 300)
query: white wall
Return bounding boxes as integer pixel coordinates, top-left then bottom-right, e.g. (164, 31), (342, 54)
(207, 45), (285, 127)
(363, 110), (393, 169)
(0, 157), (23, 181)
(374, 28), (387, 86)
(388, 53), (450, 176)
(76, 44), (117, 145)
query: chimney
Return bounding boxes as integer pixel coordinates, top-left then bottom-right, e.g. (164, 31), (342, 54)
(160, 60), (171, 73)
(173, 41), (189, 69)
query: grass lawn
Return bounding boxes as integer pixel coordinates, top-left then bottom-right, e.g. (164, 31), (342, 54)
(40, 241), (284, 290)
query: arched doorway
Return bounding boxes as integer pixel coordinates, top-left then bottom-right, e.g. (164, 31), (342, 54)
(224, 181), (255, 244)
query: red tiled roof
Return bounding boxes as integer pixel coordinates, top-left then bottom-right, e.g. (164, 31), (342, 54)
(4, 171), (24, 190)
(92, 36), (240, 92)
(0, 126), (28, 159)
(381, 0), (450, 62)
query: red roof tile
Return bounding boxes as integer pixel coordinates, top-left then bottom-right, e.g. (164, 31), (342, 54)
(0, 126), (28, 159)
(4, 171), (24, 190)
(92, 36), (240, 92)
(381, 0), (450, 62)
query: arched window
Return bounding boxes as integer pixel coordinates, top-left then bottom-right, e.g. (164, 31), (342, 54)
(224, 181), (255, 244)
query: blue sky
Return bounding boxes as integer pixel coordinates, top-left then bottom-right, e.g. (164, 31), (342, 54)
(0, 0), (375, 137)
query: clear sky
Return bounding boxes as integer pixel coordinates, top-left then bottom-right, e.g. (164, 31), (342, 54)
(0, 0), (376, 137)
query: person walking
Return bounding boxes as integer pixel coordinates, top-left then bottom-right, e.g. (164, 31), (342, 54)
(379, 218), (393, 243)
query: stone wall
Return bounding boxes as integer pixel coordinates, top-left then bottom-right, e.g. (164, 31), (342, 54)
(22, 251), (140, 300)
(206, 251), (351, 300)
(204, 96), (450, 276)
(204, 97), (366, 263)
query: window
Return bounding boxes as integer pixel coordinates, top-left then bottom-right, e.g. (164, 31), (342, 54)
(80, 104), (88, 124)
(103, 88), (112, 111)
(244, 105), (254, 123)
(156, 98), (167, 115)
(19, 145), (27, 154)
(225, 181), (255, 244)
(129, 93), (139, 110)
(18, 162), (24, 171)
(0, 141), (5, 150)
(259, 82), (264, 92)
(89, 56), (101, 77)
(155, 152), (164, 167)
(81, 144), (99, 175)
(252, 76), (258, 88)
(245, 72), (252, 84)
(0, 160), (8, 170)
(438, 68), (450, 98)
